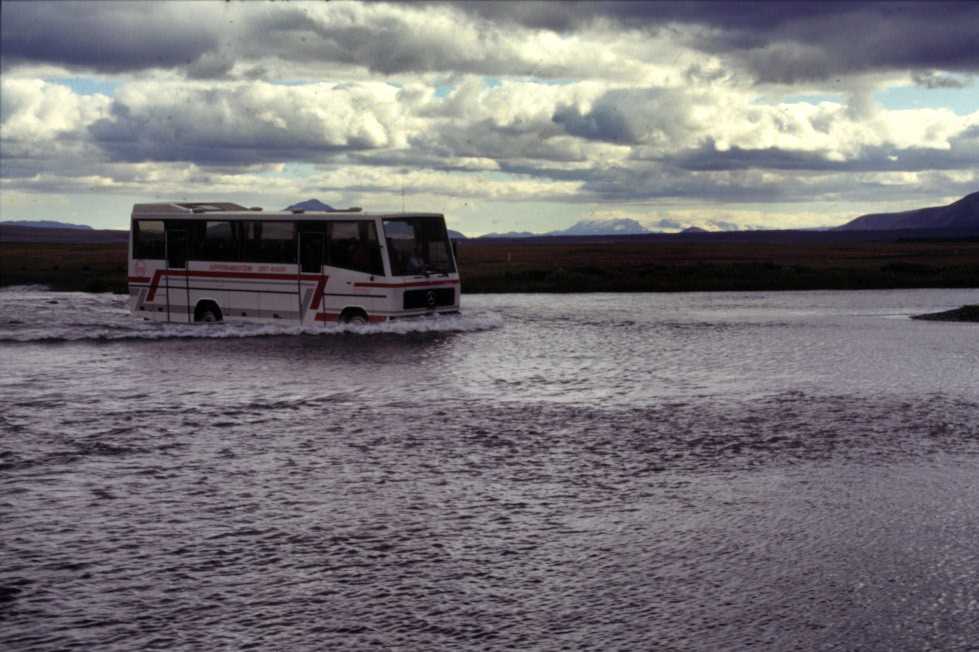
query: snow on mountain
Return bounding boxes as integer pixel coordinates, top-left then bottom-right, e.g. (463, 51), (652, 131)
(478, 231), (539, 239)
(551, 218), (651, 236)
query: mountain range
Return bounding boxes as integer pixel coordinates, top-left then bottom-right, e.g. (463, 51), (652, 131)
(4, 192), (975, 242)
(1, 220), (92, 229)
(837, 191), (978, 231)
(481, 218), (650, 238)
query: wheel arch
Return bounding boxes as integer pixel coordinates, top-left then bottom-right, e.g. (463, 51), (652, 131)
(339, 306), (369, 323)
(193, 299), (223, 322)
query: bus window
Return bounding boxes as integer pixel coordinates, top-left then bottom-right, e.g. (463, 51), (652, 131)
(201, 221), (238, 261)
(326, 221), (383, 275)
(299, 223), (326, 273)
(383, 217), (455, 275)
(243, 221), (296, 264)
(133, 220), (165, 259)
(166, 224), (189, 268)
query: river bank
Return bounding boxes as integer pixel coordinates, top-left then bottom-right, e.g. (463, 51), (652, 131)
(2, 237), (978, 294)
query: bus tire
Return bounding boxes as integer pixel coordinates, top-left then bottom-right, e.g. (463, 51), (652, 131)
(340, 308), (368, 325)
(194, 301), (223, 323)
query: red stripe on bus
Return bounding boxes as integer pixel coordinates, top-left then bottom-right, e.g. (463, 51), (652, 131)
(353, 279), (460, 289)
(146, 269), (166, 301)
(310, 276), (327, 310)
(144, 269), (327, 302)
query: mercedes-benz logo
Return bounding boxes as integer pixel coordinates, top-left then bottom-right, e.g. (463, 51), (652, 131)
(426, 290), (436, 308)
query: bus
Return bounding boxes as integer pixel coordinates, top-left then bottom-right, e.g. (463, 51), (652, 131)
(127, 202), (460, 325)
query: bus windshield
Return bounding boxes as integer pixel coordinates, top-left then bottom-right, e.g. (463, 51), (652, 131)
(383, 217), (456, 275)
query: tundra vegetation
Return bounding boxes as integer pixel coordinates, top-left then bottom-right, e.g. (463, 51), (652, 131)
(3, 237), (978, 294)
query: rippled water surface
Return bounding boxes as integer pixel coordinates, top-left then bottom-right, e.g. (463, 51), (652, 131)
(2, 287), (978, 650)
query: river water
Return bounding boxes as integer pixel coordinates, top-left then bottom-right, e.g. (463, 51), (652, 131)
(1, 287), (978, 650)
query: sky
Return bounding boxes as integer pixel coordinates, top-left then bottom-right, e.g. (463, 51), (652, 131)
(1, 1), (977, 235)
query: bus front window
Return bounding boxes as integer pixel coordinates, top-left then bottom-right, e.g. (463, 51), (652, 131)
(383, 218), (455, 276)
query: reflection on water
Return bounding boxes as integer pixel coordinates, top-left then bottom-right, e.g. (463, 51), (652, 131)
(1, 288), (978, 650)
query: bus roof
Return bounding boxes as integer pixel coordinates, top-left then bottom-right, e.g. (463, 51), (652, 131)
(131, 202), (443, 220)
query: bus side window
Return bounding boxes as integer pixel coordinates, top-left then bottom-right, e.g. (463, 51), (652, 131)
(202, 221), (238, 261)
(240, 221), (296, 264)
(133, 220), (165, 259)
(327, 221), (383, 275)
(362, 221), (384, 276)
(257, 221), (296, 264)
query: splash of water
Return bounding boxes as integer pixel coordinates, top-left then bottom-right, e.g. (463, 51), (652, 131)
(0, 287), (503, 342)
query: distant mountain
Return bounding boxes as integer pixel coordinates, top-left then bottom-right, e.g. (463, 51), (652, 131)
(479, 218), (652, 239)
(0, 225), (127, 244)
(479, 231), (538, 239)
(447, 230), (467, 240)
(1, 220), (92, 230)
(551, 218), (651, 236)
(285, 199), (336, 211)
(681, 226), (708, 234)
(837, 191), (979, 231)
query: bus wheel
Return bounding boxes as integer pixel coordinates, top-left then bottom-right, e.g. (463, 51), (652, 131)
(340, 308), (368, 325)
(194, 301), (223, 323)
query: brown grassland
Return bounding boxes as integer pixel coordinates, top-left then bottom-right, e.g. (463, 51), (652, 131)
(2, 236), (978, 294)
(1, 243), (129, 293)
(455, 237), (979, 292)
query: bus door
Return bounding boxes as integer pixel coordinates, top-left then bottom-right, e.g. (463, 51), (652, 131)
(298, 225), (326, 324)
(165, 225), (190, 323)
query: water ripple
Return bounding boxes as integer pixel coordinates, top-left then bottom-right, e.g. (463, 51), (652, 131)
(2, 288), (978, 650)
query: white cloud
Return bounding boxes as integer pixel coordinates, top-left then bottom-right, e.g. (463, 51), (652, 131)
(1, 69), (975, 233)
(1, 78), (109, 141)
(88, 81), (410, 164)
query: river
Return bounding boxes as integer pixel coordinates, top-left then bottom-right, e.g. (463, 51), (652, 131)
(1, 287), (977, 650)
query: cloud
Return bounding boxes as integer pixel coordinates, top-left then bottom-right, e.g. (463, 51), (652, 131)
(11, 1), (976, 88)
(553, 88), (702, 147)
(911, 71), (972, 90)
(1, 78), (111, 179)
(88, 82), (408, 164)
(4, 74), (976, 213)
(649, 218), (685, 230)
(1, 78), (109, 141)
(455, 1), (979, 83)
(0, 1), (687, 83)
(0, 2), (218, 73)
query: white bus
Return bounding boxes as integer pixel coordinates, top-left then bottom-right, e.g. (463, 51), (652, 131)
(128, 202), (460, 325)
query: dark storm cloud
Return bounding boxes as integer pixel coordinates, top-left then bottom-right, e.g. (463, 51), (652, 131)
(241, 6), (457, 76)
(665, 136), (979, 173)
(552, 88), (697, 146)
(0, 2), (217, 73)
(457, 1), (979, 82)
(553, 103), (637, 144)
(1, 1), (538, 79)
(569, 160), (971, 205)
(6, 1), (977, 82)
